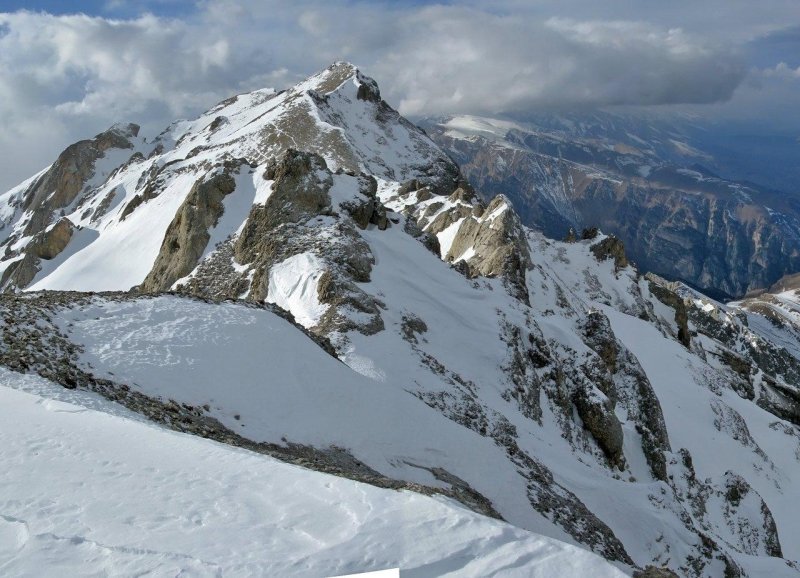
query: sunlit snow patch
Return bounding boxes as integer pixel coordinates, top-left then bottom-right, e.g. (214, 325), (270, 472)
(267, 252), (329, 328)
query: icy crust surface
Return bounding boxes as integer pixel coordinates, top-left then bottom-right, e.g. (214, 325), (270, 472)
(0, 374), (626, 578)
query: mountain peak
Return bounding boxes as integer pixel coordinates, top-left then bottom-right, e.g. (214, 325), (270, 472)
(298, 61), (380, 103)
(0, 61), (458, 293)
(101, 122), (140, 140)
(328, 60), (359, 74)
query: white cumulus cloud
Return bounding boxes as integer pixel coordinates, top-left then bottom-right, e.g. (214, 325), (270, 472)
(0, 1), (792, 191)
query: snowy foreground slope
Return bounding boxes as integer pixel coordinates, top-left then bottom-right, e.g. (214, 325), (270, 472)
(1, 63), (800, 577)
(0, 373), (625, 577)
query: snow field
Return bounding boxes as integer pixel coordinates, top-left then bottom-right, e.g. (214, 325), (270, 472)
(0, 372), (626, 578)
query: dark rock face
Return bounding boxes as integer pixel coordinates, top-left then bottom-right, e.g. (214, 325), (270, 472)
(0, 123), (139, 291)
(648, 281), (692, 348)
(572, 386), (625, 467)
(141, 170), (237, 292)
(578, 310), (672, 480)
(355, 72), (381, 103)
(403, 216), (440, 256)
(634, 565), (681, 578)
(21, 124), (139, 238)
(723, 474), (782, 558)
(336, 172), (388, 230)
(428, 128), (800, 299)
(590, 235), (629, 272)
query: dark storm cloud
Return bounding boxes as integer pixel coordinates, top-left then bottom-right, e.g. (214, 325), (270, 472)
(747, 26), (800, 68)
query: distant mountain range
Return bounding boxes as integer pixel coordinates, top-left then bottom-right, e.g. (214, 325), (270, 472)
(421, 112), (800, 299)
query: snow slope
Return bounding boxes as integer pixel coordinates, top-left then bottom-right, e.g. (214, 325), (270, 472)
(55, 296), (554, 539)
(605, 307), (800, 563)
(0, 372), (625, 578)
(49, 229), (800, 577)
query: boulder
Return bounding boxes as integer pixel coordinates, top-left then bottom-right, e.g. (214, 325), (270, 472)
(34, 218), (75, 260)
(590, 235), (629, 271)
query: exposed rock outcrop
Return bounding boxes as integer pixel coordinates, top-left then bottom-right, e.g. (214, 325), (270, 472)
(447, 196), (532, 278)
(580, 310), (672, 480)
(403, 217), (440, 256)
(233, 150), (384, 338)
(572, 386), (625, 468)
(591, 235), (629, 272)
(648, 281), (692, 348)
(21, 124), (139, 238)
(398, 187), (533, 305)
(336, 172), (388, 230)
(634, 566), (680, 578)
(34, 217), (76, 260)
(141, 169), (237, 292)
(1, 218), (77, 289)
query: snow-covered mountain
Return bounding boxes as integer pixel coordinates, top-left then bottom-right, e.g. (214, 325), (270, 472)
(1, 62), (800, 577)
(421, 114), (800, 299)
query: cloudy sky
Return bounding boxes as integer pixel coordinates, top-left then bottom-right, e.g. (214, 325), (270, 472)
(0, 0), (798, 191)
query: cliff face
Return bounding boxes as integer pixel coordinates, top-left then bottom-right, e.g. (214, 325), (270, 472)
(0, 123), (142, 290)
(427, 118), (800, 299)
(573, 178), (800, 299)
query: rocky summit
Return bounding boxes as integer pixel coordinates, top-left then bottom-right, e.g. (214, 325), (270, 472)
(1, 63), (800, 577)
